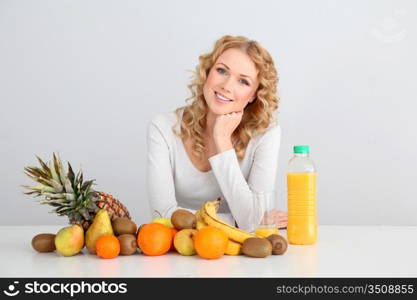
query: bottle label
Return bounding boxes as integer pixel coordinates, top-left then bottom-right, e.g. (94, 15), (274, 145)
(287, 172), (317, 244)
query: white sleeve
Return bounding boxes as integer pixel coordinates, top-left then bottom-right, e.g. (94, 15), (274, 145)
(208, 125), (281, 232)
(146, 121), (181, 218)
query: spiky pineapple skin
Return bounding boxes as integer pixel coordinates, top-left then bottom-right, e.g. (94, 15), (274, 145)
(74, 192), (131, 230)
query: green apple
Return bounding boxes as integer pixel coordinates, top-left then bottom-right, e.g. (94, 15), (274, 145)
(173, 229), (197, 255)
(152, 210), (174, 228)
(152, 217), (173, 228)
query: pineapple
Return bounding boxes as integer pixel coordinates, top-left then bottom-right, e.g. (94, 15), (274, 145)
(23, 153), (131, 230)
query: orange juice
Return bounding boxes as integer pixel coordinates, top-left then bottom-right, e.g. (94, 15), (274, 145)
(287, 172), (317, 244)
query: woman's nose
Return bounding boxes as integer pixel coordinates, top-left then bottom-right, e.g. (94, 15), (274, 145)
(220, 76), (234, 94)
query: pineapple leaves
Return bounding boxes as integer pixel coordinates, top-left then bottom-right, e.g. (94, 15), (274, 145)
(74, 170), (82, 192)
(81, 180), (95, 192)
(46, 178), (64, 192)
(24, 167), (50, 182)
(64, 193), (75, 201)
(41, 192), (67, 199)
(23, 190), (38, 195)
(53, 154), (74, 194)
(78, 208), (90, 221)
(86, 200), (98, 211)
(40, 198), (70, 206)
(67, 163), (75, 185)
(35, 155), (52, 177)
(23, 172), (42, 185)
(50, 153), (61, 183)
(23, 153), (102, 222)
(54, 206), (72, 216)
(79, 172), (83, 187)
(22, 184), (55, 193)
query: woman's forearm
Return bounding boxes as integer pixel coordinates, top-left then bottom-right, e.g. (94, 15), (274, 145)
(214, 136), (234, 154)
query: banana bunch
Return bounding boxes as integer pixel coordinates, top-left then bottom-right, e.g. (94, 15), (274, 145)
(195, 200), (256, 255)
(195, 206), (208, 230)
(225, 239), (242, 256)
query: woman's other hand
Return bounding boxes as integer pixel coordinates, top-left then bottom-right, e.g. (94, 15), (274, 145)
(265, 209), (288, 229)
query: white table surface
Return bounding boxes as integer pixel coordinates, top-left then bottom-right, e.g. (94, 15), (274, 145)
(1, 225), (416, 278)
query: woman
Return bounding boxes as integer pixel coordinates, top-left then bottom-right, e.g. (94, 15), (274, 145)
(147, 35), (287, 232)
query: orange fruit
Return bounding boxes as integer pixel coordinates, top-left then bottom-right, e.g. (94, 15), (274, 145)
(194, 226), (228, 259)
(96, 234), (120, 259)
(137, 223), (172, 256)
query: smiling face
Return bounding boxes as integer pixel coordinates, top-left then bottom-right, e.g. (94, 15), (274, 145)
(203, 48), (259, 115)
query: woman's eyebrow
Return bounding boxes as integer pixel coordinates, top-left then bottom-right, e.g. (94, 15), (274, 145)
(216, 62), (253, 80)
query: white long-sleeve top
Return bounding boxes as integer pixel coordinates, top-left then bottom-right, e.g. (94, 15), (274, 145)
(146, 107), (281, 232)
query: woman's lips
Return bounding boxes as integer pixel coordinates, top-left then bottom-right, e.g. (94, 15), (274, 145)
(215, 92), (233, 103)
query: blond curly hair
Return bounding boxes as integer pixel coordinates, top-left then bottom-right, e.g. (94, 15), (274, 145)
(172, 35), (279, 161)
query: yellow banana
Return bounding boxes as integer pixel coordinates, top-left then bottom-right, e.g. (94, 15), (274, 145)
(202, 200), (256, 243)
(195, 205), (208, 230)
(225, 239), (242, 255)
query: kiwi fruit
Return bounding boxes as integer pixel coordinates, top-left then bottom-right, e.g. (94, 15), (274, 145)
(117, 234), (137, 255)
(32, 233), (56, 253)
(266, 234), (288, 255)
(171, 209), (196, 230)
(112, 217), (137, 236)
(242, 237), (272, 258)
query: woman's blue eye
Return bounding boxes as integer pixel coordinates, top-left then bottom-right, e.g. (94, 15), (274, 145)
(216, 67), (226, 74)
(216, 68), (250, 86)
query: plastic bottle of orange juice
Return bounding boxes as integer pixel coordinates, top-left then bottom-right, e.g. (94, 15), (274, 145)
(287, 145), (317, 245)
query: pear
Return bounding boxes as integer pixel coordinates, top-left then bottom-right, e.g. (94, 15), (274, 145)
(85, 209), (114, 254)
(173, 229), (197, 255)
(54, 225), (85, 257)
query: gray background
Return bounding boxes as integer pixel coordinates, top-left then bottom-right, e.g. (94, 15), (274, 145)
(1, 0), (416, 226)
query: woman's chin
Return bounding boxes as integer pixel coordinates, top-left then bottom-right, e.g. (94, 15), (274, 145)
(207, 103), (234, 116)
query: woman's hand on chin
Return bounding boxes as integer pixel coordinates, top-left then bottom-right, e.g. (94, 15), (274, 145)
(213, 110), (243, 152)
